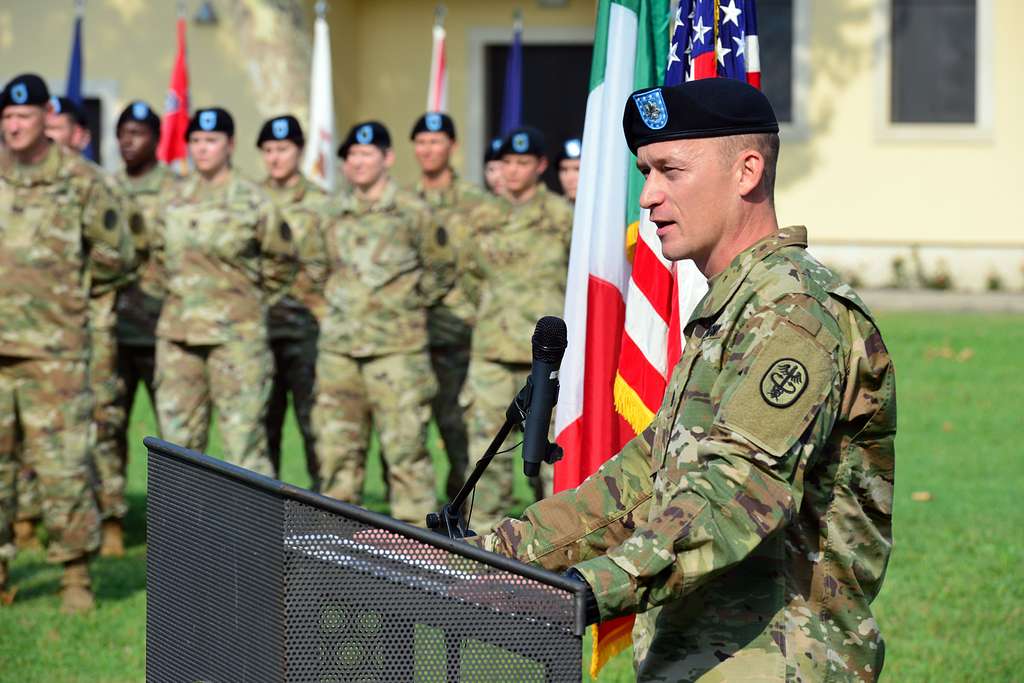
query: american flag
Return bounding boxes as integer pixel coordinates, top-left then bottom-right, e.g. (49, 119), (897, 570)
(666, 0), (761, 88)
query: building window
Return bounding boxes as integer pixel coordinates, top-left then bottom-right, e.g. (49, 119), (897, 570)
(890, 0), (976, 123)
(758, 0), (794, 124)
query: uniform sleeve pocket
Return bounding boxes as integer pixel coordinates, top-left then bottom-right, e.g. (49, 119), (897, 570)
(717, 320), (836, 458)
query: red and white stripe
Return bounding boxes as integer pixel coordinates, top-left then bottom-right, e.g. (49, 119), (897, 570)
(426, 23), (447, 112)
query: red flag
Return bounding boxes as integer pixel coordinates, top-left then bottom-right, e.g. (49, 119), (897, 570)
(158, 16), (189, 170)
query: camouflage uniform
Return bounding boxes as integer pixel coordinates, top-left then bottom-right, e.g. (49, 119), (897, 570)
(312, 181), (449, 524)
(153, 173), (296, 475)
(262, 175), (328, 484)
(474, 227), (897, 682)
(414, 172), (487, 500)
(460, 185), (573, 530)
(95, 164), (180, 519)
(0, 143), (134, 564)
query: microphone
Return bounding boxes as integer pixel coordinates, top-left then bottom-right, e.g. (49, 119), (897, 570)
(521, 316), (568, 477)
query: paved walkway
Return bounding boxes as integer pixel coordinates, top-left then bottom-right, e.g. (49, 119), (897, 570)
(860, 288), (1024, 314)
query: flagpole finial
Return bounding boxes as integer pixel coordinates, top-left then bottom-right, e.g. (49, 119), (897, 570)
(513, 8), (524, 32)
(176, 0), (186, 19)
(434, 4), (447, 27)
(74, 0), (85, 17)
(315, 1), (327, 19)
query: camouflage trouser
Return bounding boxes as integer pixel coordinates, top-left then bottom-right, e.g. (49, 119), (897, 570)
(0, 356), (101, 563)
(89, 327), (127, 519)
(267, 334), (319, 486)
(113, 341), (158, 470)
(312, 350), (437, 525)
(16, 327), (126, 521)
(430, 343), (471, 501)
(155, 339), (274, 476)
(462, 358), (553, 533)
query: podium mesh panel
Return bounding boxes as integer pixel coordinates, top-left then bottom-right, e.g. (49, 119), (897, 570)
(147, 440), (582, 683)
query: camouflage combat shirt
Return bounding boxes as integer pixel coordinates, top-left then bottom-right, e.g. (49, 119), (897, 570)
(461, 184), (573, 364)
(154, 172), (297, 346)
(262, 174), (329, 341)
(476, 227), (897, 682)
(318, 180), (450, 358)
(414, 171), (487, 347)
(113, 164), (180, 346)
(0, 143), (134, 359)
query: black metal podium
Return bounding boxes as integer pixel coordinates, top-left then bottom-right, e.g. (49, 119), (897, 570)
(145, 438), (586, 682)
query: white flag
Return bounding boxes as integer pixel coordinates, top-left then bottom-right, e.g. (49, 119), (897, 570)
(302, 12), (336, 192)
(426, 22), (447, 112)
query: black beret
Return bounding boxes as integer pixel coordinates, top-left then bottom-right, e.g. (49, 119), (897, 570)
(499, 125), (546, 158)
(50, 96), (88, 125)
(185, 107), (234, 140)
(338, 121), (391, 158)
(257, 115), (304, 148)
(1, 74), (50, 111)
(622, 79), (779, 155)
(557, 137), (582, 163)
(484, 137), (503, 163)
(117, 100), (160, 137)
(410, 112), (456, 140)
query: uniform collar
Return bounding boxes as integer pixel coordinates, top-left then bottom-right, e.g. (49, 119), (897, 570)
(263, 173), (315, 205)
(415, 168), (460, 204)
(342, 178), (398, 214)
(4, 142), (63, 187)
(508, 182), (548, 208)
(689, 225), (809, 322)
(117, 163), (173, 194)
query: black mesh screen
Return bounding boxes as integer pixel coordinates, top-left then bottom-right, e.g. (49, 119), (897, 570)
(146, 438), (583, 683)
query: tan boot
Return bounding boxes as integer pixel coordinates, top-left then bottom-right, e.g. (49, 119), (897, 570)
(60, 558), (95, 614)
(0, 559), (16, 606)
(13, 519), (41, 551)
(100, 519), (125, 558)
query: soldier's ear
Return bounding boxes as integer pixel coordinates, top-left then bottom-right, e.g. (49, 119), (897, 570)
(536, 156), (548, 176)
(384, 148), (396, 168)
(226, 136), (236, 156)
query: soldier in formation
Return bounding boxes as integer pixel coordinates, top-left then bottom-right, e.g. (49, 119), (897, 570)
(0, 74), (134, 612)
(470, 78), (897, 682)
(409, 112), (487, 499)
(310, 121), (449, 525)
(257, 115), (327, 486)
(556, 136), (581, 204)
(153, 107), (296, 476)
(458, 125), (573, 532)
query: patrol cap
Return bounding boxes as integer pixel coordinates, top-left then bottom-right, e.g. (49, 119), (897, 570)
(410, 112), (456, 140)
(557, 137), (582, 163)
(338, 121), (391, 158)
(499, 125), (546, 158)
(622, 79), (779, 155)
(117, 100), (160, 137)
(256, 114), (304, 148)
(185, 107), (235, 140)
(1, 73), (50, 111)
(50, 96), (88, 125)
(484, 137), (503, 163)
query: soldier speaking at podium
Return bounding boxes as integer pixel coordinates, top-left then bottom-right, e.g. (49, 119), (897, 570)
(470, 79), (897, 682)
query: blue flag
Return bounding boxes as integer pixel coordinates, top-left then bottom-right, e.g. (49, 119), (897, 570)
(499, 20), (523, 136)
(65, 12), (96, 161)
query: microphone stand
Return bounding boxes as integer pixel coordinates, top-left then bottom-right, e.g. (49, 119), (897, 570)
(427, 382), (547, 540)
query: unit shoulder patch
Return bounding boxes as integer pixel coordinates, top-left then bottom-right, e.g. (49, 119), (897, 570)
(718, 320), (835, 457)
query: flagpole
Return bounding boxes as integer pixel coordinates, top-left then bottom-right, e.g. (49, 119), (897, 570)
(315, 0), (326, 18)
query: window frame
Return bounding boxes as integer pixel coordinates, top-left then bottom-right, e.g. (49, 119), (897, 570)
(874, 0), (993, 142)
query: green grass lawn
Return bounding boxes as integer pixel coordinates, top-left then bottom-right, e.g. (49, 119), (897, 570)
(1, 312), (1022, 682)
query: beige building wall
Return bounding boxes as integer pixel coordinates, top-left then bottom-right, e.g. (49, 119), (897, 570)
(2, 1), (1021, 288)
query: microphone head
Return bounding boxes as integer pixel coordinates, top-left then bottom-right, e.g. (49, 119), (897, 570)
(532, 316), (568, 363)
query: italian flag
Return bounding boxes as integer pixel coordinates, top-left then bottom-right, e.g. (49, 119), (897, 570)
(553, 0), (676, 675)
